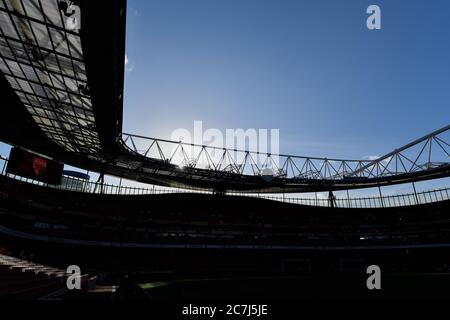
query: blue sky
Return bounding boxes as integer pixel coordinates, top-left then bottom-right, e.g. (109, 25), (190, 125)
(1, 0), (449, 194)
(123, 0), (450, 160)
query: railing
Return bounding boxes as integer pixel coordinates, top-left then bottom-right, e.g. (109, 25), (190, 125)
(235, 188), (449, 209)
(0, 155), (212, 196)
(0, 155), (448, 208)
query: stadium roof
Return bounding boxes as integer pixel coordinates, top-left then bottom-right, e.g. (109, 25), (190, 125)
(0, 0), (99, 155)
(0, 0), (448, 193)
(0, 0), (128, 178)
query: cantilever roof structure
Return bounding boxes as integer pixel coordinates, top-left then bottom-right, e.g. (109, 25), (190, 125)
(0, 0), (126, 173)
(0, 0), (99, 156)
(0, 0), (449, 193)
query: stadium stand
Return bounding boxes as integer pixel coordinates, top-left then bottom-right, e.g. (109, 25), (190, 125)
(1, 174), (449, 249)
(0, 253), (83, 299)
(0, 0), (448, 300)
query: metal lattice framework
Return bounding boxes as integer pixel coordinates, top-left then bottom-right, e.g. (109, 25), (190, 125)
(122, 125), (449, 183)
(0, 0), (448, 192)
(348, 125), (449, 178)
(123, 133), (372, 180)
(0, 0), (101, 158)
